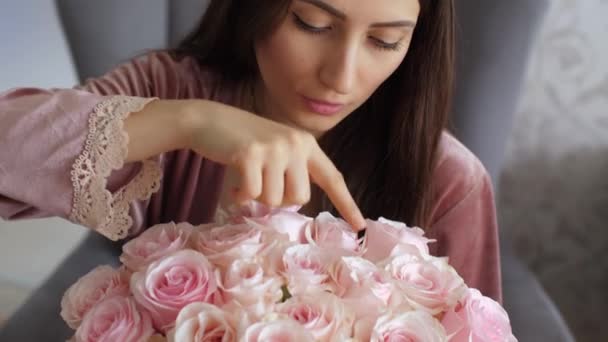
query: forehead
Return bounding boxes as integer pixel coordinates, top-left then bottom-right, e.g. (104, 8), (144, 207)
(294, 0), (420, 22)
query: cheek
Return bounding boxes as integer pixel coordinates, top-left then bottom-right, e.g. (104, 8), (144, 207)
(355, 60), (398, 104)
(255, 27), (315, 92)
(359, 49), (408, 98)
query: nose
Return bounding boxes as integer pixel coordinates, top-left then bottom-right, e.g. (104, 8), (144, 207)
(319, 40), (359, 95)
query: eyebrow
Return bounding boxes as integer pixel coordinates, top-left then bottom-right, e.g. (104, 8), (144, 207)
(298, 0), (416, 28)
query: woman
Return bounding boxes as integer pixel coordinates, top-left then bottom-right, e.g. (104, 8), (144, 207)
(0, 0), (501, 302)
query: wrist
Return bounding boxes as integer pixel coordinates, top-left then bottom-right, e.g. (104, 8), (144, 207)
(176, 99), (212, 151)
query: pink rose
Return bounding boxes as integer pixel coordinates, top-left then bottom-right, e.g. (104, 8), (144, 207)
(384, 253), (467, 315)
(367, 310), (447, 342)
(241, 319), (314, 342)
(167, 303), (237, 342)
(215, 200), (301, 224)
(281, 244), (337, 295)
(219, 259), (283, 319)
(277, 292), (354, 342)
(246, 210), (312, 243)
(335, 257), (403, 310)
(61, 266), (130, 329)
(363, 217), (434, 262)
(120, 222), (193, 271)
(131, 250), (222, 333)
(325, 256), (361, 297)
(215, 200), (310, 243)
(74, 296), (155, 342)
(330, 257), (406, 334)
(441, 288), (517, 342)
(305, 212), (360, 253)
(192, 222), (268, 267)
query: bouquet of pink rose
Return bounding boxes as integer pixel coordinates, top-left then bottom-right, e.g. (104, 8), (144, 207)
(60, 202), (517, 342)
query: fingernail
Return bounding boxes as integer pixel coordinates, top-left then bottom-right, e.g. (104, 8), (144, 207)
(357, 228), (366, 240)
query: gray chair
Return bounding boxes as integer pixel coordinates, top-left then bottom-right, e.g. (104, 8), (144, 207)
(451, 1), (574, 341)
(0, 1), (575, 341)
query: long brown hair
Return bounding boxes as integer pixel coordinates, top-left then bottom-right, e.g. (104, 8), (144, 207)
(172, 0), (455, 229)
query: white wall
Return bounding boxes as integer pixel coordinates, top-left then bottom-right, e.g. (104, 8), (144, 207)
(0, 2), (78, 88)
(0, 1), (86, 296)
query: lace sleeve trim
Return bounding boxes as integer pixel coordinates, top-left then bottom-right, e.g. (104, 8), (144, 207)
(69, 96), (162, 241)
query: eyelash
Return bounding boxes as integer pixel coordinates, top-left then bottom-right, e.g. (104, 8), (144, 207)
(369, 37), (403, 51)
(292, 12), (328, 34)
(291, 12), (403, 51)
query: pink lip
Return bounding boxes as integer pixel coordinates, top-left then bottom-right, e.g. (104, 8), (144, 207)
(301, 96), (345, 116)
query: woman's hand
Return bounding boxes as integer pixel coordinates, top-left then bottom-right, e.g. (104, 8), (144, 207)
(183, 100), (365, 231)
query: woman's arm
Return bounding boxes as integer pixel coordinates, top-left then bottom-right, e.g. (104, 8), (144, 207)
(1, 52), (364, 240)
(0, 52), (196, 240)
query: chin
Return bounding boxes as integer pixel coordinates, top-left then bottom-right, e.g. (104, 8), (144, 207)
(289, 111), (342, 136)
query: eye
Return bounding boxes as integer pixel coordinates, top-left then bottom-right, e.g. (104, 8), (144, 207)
(369, 36), (405, 51)
(292, 12), (331, 34)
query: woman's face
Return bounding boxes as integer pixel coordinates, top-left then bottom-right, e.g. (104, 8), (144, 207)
(255, 0), (420, 136)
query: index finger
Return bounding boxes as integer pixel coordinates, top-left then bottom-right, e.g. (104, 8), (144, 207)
(308, 148), (366, 231)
